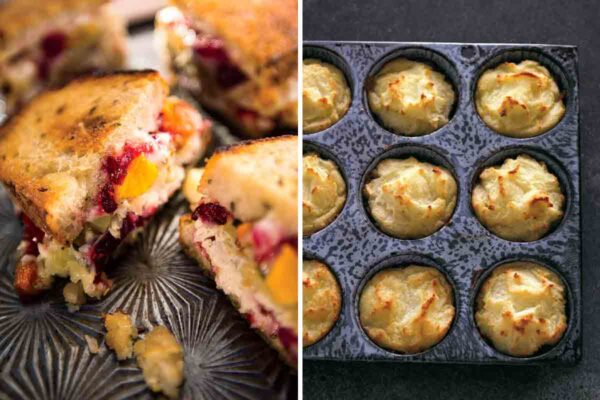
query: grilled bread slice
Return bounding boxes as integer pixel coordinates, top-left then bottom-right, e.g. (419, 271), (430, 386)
(0, 70), (211, 300)
(155, 1), (298, 137)
(0, 71), (168, 243)
(199, 136), (298, 236)
(179, 135), (298, 366)
(0, 0), (107, 62)
(0, 0), (127, 115)
(170, 0), (297, 81)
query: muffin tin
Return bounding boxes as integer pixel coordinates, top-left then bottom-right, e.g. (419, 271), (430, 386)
(302, 41), (581, 365)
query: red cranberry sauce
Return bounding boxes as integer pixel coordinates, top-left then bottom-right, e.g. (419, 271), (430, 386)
(247, 303), (297, 355)
(192, 32), (247, 89)
(277, 326), (298, 354)
(41, 32), (67, 59)
(191, 202), (231, 225)
(21, 214), (45, 256)
(89, 230), (120, 271)
(88, 212), (147, 271)
(98, 144), (153, 213)
(236, 107), (260, 122)
(251, 219), (298, 265)
(37, 31), (68, 80)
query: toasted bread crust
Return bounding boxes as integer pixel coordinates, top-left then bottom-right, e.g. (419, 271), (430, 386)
(205, 134), (296, 159)
(0, 0), (107, 60)
(0, 71), (169, 242)
(170, 0), (297, 78)
(198, 135), (297, 234)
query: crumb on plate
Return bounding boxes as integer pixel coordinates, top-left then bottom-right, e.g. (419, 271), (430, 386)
(105, 311), (137, 360)
(134, 325), (184, 399)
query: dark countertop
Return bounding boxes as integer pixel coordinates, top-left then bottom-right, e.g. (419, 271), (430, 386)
(303, 1), (600, 399)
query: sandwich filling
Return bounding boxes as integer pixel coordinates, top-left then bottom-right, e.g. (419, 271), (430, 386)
(14, 97), (210, 301)
(185, 200), (298, 360)
(156, 7), (297, 134)
(0, 3), (126, 116)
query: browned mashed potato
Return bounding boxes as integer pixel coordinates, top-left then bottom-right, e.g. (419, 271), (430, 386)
(368, 59), (455, 136)
(303, 260), (342, 346)
(475, 60), (565, 137)
(359, 265), (455, 353)
(364, 157), (457, 239)
(472, 154), (564, 241)
(476, 261), (567, 357)
(303, 153), (346, 235)
(303, 59), (351, 133)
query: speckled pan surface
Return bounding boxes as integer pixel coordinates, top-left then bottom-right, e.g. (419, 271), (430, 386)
(302, 41), (581, 365)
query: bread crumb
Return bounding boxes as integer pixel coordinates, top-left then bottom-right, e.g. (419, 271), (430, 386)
(63, 282), (86, 312)
(183, 168), (204, 207)
(84, 335), (99, 354)
(105, 311), (137, 360)
(134, 326), (184, 399)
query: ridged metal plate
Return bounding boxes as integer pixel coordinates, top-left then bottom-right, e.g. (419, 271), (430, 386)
(0, 186), (295, 399)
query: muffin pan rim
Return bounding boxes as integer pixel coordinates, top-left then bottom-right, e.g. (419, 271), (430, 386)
(361, 45), (464, 138)
(352, 253), (460, 358)
(303, 41), (580, 365)
(468, 255), (575, 361)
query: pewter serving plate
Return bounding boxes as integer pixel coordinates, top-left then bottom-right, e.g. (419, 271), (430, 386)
(0, 28), (295, 399)
(302, 41), (581, 365)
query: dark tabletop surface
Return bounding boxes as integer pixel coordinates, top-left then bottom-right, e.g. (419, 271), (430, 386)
(303, 0), (600, 399)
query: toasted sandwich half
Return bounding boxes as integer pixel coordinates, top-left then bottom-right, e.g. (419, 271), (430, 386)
(155, 0), (298, 138)
(0, 70), (211, 301)
(0, 0), (127, 116)
(179, 136), (298, 366)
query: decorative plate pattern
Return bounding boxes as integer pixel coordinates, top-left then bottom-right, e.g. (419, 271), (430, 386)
(0, 186), (295, 399)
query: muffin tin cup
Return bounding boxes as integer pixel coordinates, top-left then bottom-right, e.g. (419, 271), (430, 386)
(469, 256), (575, 362)
(303, 46), (357, 134)
(359, 144), (460, 240)
(469, 145), (573, 242)
(302, 251), (345, 348)
(363, 46), (462, 137)
(471, 48), (574, 139)
(353, 254), (460, 358)
(302, 41), (581, 365)
(303, 141), (350, 237)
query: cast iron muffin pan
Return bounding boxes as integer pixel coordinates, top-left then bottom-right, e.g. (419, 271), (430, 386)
(302, 41), (581, 365)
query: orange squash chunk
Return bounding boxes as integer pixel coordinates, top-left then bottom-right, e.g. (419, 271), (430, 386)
(116, 155), (158, 200)
(161, 96), (203, 149)
(265, 244), (298, 305)
(236, 223), (253, 245)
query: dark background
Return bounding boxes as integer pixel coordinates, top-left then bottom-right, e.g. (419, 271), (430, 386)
(303, 1), (599, 398)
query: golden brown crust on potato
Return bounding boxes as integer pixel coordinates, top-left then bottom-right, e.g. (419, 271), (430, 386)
(475, 261), (567, 357)
(0, 70), (169, 242)
(359, 266), (455, 354)
(169, 0), (297, 78)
